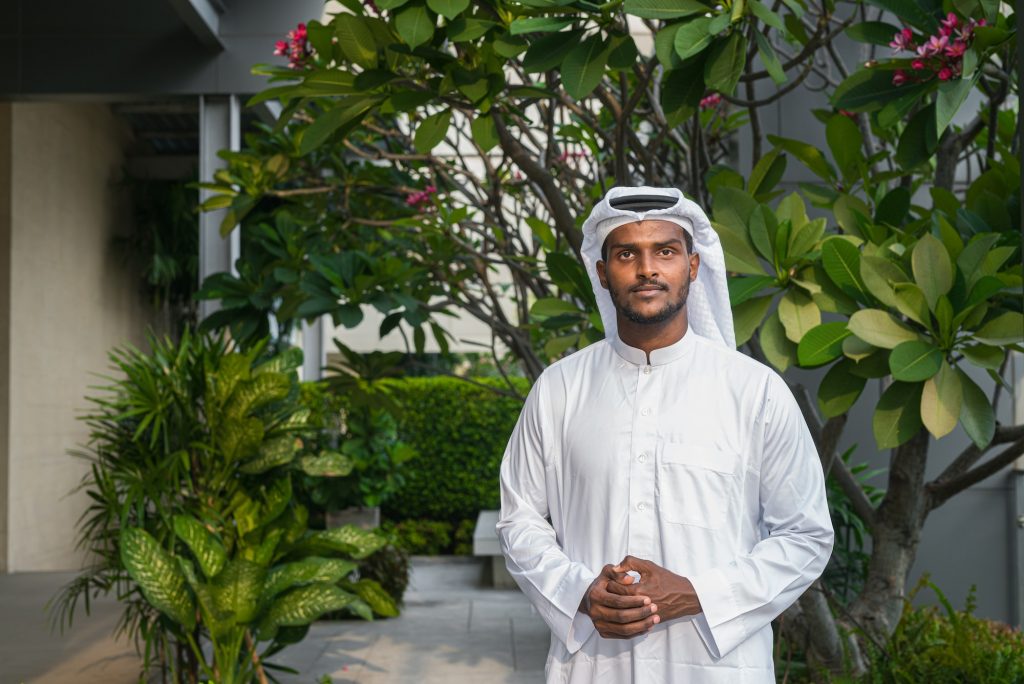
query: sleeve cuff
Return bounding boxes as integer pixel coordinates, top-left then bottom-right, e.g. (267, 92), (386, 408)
(552, 564), (598, 653)
(688, 568), (747, 659)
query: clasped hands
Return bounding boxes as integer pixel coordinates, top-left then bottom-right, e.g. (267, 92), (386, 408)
(579, 556), (702, 639)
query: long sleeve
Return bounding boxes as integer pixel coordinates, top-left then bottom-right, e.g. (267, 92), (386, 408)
(688, 372), (835, 659)
(496, 377), (598, 653)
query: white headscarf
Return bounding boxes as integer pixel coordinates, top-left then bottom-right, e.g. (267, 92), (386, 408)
(580, 186), (736, 349)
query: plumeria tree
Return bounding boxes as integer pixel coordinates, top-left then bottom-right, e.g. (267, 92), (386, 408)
(198, 0), (1020, 675)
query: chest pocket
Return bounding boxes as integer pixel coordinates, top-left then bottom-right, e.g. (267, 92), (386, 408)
(656, 443), (738, 529)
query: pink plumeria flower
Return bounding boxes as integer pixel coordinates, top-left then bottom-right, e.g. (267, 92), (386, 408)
(918, 34), (948, 57)
(890, 28), (914, 51)
(941, 12), (959, 29)
(911, 59), (926, 70)
(699, 92), (722, 109)
(892, 70), (908, 86)
(945, 40), (967, 58)
(937, 67), (953, 81)
(274, 40), (288, 56)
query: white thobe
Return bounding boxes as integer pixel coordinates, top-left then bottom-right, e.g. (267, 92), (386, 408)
(497, 331), (834, 683)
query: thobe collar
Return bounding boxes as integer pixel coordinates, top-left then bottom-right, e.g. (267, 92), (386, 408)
(609, 328), (699, 367)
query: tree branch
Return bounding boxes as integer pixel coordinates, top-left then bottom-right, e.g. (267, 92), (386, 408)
(927, 432), (1024, 509)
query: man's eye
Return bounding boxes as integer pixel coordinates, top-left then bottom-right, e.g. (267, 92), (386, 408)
(618, 250), (633, 258)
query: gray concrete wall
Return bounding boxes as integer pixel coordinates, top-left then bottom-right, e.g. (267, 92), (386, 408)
(3, 102), (154, 571)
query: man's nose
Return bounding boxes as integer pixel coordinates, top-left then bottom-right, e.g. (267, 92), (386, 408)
(637, 252), (658, 278)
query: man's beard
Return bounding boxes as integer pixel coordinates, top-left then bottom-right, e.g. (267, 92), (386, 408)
(608, 278), (689, 325)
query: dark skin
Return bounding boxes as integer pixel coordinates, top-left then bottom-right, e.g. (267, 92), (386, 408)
(580, 219), (704, 639)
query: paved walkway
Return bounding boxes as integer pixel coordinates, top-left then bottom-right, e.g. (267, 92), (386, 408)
(0, 558), (548, 684)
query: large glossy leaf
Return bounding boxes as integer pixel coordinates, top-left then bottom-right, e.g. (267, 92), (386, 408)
(863, 0), (939, 32)
(957, 369), (995, 448)
(303, 525), (387, 559)
(754, 31), (785, 85)
(892, 283), (931, 327)
(818, 359), (867, 417)
(219, 417), (265, 462)
(240, 434), (300, 474)
(777, 289), (821, 343)
(713, 220), (764, 275)
(225, 373), (291, 420)
(895, 103), (938, 170)
(842, 334), (876, 361)
(299, 450), (355, 477)
(523, 30), (582, 72)
(212, 559), (266, 625)
(845, 21), (903, 45)
(262, 557), (359, 602)
(860, 255), (908, 309)
(826, 114), (862, 180)
(728, 275), (775, 306)
(299, 97), (380, 156)
(173, 516), (227, 580)
(732, 295), (773, 346)
(833, 67), (929, 113)
(973, 312), (1024, 345)
(661, 54), (708, 118)
(962, 344), (1003, 370)
(759, 308), (798, 372)
(873, 381), (924, 449)
(921, 361), (961, 439)
(510, 16), (573, 34)
(335, 15), (379, 68)
(848, 309), (918, 349)
(797, 322), (850, 367)
(674, 16), (714, 61)
(427, 0), (469, 19)
(788, 217), (826, 260)
(561, 34), (611, 99)
(888, 340), (943, 382)
(821, 238), (869, 302)
(413, 109), (452, 153)
(936, 76), (976, 138)
(395, 2), (435, 48)
(624, 0), (708, 18)
(259, 583), (361, 639)
(748, 149), (787, 198)
(351, 578), (400, 617)
(704, 32), (746, 95)
(911, 233), (953, 311)
(121, 528), (196, 630)
(767, 136), (835, 182)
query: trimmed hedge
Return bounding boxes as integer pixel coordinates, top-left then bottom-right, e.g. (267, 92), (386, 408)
(381, 377), (530, 522)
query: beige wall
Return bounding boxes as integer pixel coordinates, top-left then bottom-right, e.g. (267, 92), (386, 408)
(0, 104), (11, 573)
(4, 103), (153, 571)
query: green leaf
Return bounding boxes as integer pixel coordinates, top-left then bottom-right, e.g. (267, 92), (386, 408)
(211, 559), (265, 624)
(832, 194), (873, 238)
(300, 97), (380, 155)
(956, 234), (1001, 285)
(748, 0), (784, 30)
(759, 308), (798, 372)
(821, 237), (869, 302)
(860, 255), (908, 309)
(873, 381), (924, 449)
(447, 17), (498, 42)
(797, 322), (850, 367)
(842, 334), (876, 361)
(510, 17), (573, 34)
(523, 30), (582, 72)
(335, 15), (379, 68)
(818, 359), (867, 417)
(531, 297), (582, 317)
(777, 289), (821, 344)
(895, 103), (938, 170)
(351, 578), (400, 617)
(973, 312), (1024, 345)
(845, 21), (902, 45)
(240, 435), (300, 474)
(848, 309), (918, 349)
(713, 220), (765, 275)
(936, 76), (976, 138)
(395, 2), (436, 48)
(732, 295), (773, 346)
(493, 33), (529, 57)
(912, 233), (953, 311)
(888, 340), (943, 382)
(863, 0), (938, 32)
(299, 450), (355, 477)
(747, 206), (774, 262)
(957, 369), (995, 448)
(921, 361), (961, 439)
(833, 67), (929, 113)
(470, 115), (499, 152)
(624, 0), (709, 19)
(875, 187), (910, 226)
(427, 0), (469, 19)
(892, 283), (931, 327)
(728, 275), (775, 306)
(304, 525), (387, 559)
(748, 149), (787, 198)
(661, 54), (708, 117)
(121, 528), (196, 630)
(788, 217), (826, 260)
(173, 516), (227, 580)
(826, 114), (862, 180)
(704, 32), (745, 94)
(753, 31), (785, 85)
(260, 583), (360, 639)
(768, 135), (835, 182)
(850, 348), (892, 379)
(962, 344), (1003, 370)
(262, 557), (358, 602)
(413, 109), (452, 153)
(674, 16), (714, 61)
(608, 34), (640, 70)
(561, 34), (611, 99)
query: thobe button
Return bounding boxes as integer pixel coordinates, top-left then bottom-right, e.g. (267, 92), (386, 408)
(643, 366), (652, 375)
(638, 452), (647, 463)
(636, 502), (646, 512)
(641, 407), (651, 416)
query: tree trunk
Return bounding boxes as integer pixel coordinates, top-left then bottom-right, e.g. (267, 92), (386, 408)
(848, 428), (930, 640)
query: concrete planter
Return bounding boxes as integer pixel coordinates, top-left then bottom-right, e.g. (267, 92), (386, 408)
(325, 506), (381, 530)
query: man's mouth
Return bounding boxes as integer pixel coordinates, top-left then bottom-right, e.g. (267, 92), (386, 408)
(631, 283), (667, 293)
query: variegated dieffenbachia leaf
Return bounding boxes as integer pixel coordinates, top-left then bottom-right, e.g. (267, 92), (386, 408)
(301, 525), (387, 559)
(218, 416), (265, 462)
(211, 558), (266, 625)
(239, 434), (301, 474)
(225, 373), (291, 420)
(121, 527), (196, 630)
(299, 450), (355, 477)
(349, 578), (399, 617)
(173, 515), (227, 580)
(261, 557), (358, 602)
(257, 582), (360, 640)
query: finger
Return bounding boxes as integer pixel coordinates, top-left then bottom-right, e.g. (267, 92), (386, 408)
(595, 614), (661, 638)
(596, 603), (659, 625)
(605, 581), (641, 596)
(592, 587), (650, 608)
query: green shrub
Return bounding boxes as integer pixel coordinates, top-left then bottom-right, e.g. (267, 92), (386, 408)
(385, 519), (453, 555)
(381, 377), (530, 522)
(859, 578), (1024, 684)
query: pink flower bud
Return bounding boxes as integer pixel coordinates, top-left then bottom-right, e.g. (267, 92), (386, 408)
(892, 70), (907, 86)
(937, 67), (953, 81)
(911, 59), (925, 70)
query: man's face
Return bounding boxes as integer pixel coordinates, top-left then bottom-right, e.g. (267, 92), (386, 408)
(596, 220), (699, 326)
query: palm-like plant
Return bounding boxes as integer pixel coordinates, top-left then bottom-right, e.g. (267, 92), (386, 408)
(51, 331), (397, 683)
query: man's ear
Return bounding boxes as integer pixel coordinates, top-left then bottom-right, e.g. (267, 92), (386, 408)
(596, 260), (609, 290)
(689, 252), (700, 282)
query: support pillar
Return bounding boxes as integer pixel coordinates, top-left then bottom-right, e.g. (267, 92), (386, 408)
(198, 95), (241, 321)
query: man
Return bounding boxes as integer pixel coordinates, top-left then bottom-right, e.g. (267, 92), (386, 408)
(497, 186), (833, 682)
